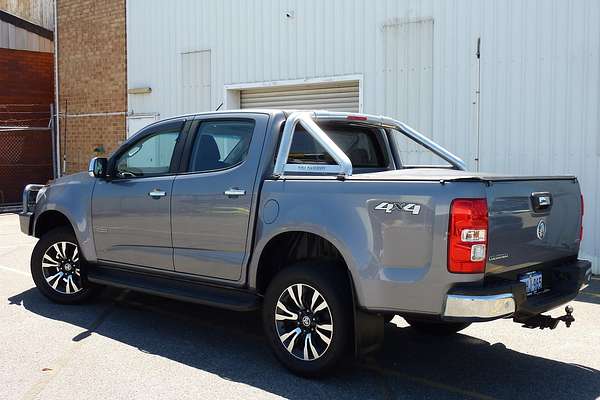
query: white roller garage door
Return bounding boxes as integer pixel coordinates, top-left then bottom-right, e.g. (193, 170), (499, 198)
(240, 80), (359, 112)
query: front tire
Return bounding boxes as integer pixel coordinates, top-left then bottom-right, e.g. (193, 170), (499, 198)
(262, 261), (352, 377)
(31, 227), (96, 304)
(404, 317), (471, 335)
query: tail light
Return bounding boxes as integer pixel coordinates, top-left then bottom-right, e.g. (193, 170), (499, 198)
(448, 199), (488, 273)
(580, 194), (584, 241)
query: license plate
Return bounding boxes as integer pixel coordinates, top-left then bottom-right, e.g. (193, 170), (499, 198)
(520, 271), (543, 296)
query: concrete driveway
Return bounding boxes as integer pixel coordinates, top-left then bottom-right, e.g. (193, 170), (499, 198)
(1, 213), (599, 400)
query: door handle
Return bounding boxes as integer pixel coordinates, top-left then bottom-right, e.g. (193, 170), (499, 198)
(148, 189), (167, 198)
(224, 188), (246, 197)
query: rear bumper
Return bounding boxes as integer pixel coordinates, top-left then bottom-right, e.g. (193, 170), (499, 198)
(19, 211), (33, 236)
(442, 259), (592, 322)
(444, 293), (516, 320)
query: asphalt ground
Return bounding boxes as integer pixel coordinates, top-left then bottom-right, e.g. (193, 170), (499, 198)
(1, 213), (599, 400)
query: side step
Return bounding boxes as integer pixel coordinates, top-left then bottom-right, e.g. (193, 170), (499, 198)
(87, 265), (261, 312)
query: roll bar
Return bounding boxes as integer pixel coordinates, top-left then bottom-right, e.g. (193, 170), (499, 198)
(272, 111), (467, 178)
(273, 112), (353, 177)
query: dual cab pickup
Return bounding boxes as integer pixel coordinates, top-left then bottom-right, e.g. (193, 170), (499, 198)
(20, 110), (592, 376)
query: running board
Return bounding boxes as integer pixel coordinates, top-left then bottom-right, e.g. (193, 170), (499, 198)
(87, 265), (261, 312)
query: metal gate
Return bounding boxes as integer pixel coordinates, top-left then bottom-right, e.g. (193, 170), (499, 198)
(0, 104), (54, 211)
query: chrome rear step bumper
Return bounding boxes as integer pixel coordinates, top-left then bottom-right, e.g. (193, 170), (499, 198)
(442, 259), (592, 322)
(444, 293), (516, 319)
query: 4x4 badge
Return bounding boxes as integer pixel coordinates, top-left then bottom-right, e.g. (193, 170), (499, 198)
(374, 201), (421, 215)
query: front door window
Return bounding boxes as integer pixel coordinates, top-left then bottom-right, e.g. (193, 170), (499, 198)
(115, 130), (180, 178)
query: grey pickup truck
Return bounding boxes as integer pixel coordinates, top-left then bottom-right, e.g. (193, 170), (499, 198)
(20, 110), (592, 376)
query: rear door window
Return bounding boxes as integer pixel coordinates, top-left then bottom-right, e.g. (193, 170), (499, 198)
(188, 120), (255, 172)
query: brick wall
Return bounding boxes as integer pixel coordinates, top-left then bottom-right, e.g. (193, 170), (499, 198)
(57, 0), (126, 173)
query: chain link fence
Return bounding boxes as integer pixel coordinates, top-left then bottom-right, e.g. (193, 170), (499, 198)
(0, 103), (54, 211)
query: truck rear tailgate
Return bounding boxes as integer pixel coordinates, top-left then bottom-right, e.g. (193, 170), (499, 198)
(485, 178), (582, 276)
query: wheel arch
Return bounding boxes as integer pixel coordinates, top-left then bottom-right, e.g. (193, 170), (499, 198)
(34, 210), (75, 238)
(32, 208), (97, 264)
(250, 227), (361, 300)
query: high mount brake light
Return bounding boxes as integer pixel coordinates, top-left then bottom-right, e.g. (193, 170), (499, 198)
(448, 199), (488, 274)
(346, 115), (368, 121)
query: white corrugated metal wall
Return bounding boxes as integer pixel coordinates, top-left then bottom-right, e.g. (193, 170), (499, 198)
(127, 0), (600, 273)
(181, 50), (212, 115)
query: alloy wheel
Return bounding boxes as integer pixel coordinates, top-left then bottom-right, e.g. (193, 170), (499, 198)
(274, 283), (333, 361)
(41, 241), (83, 295)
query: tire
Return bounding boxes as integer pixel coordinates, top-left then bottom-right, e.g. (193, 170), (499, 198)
(404, 317), (471, 335)
(31, 226), (97, 304)
(262, 261), (352, 377)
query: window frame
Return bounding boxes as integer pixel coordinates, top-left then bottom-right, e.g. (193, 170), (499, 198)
(107, 119), (188, 180)
(178, 117), (257, 175)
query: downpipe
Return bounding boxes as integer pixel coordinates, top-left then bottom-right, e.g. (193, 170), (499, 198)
(53, 0), (61, 177)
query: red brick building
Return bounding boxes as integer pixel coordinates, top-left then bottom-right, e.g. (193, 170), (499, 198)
(0, 9), (54, 207)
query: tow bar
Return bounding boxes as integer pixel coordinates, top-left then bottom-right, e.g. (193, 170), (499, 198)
(520, 305), (575, 330)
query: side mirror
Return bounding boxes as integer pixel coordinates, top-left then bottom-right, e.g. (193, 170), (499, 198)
(88, 157), (108, 178)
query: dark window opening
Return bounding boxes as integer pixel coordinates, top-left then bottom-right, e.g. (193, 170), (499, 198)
(287, 124), (387, 168)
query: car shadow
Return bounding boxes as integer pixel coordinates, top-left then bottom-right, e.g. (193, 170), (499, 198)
(576, 279), (600, 305)
(7, 287), (600, 400)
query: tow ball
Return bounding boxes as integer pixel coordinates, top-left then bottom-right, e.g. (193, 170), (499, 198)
(520, 305), (575, 330)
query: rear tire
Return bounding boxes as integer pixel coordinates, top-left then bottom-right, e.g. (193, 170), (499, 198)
(262, 261), (352, 377)
(31, 227), (97, 304)
(404, 317), (471, 335)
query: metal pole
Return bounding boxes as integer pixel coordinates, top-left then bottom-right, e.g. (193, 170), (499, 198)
(475, 37), (482, 172)
(50, 104), (58, 178)
(53, 0), (61, 177)
(63, 99), (67, 174)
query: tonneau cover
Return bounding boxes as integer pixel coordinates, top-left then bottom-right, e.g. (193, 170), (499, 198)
(343, 169), (577, 182)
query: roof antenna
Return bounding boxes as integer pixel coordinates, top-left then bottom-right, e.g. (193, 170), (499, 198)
(215, 102), (223, 111)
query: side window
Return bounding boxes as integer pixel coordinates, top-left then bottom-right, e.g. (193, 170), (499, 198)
(188, 120), (255, 172)
(115, 130), (180, 178)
